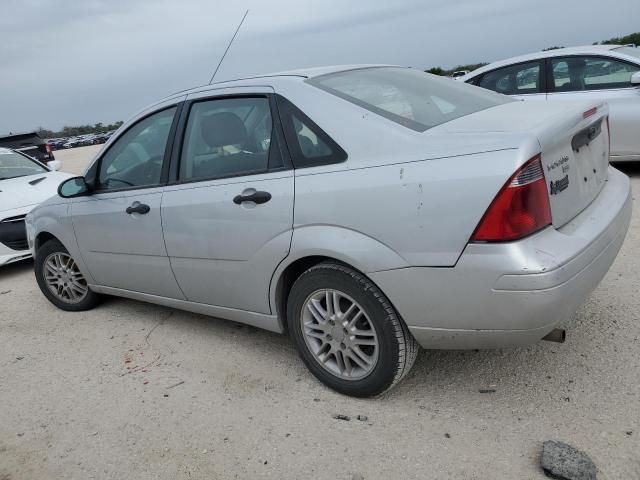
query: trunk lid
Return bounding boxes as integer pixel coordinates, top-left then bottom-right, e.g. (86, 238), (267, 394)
(431, 100), (610, 228)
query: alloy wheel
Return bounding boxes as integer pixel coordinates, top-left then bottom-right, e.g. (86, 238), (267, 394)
(300, 289), (379, 380)
(43, 252), (89, 304)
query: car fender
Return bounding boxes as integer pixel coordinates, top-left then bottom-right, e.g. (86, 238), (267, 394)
(27, 202), (96, 285)
(268, 224), (409, 312)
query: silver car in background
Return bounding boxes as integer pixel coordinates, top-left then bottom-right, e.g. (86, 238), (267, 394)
(26, 66), (631, 396)
(461, 45), (640, 162)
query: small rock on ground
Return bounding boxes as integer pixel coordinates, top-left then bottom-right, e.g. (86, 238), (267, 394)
(541, 440), (597, 480)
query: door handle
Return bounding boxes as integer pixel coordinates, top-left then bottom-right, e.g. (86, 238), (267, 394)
(126, 203), (150, 215)
(233, 191), (272, 205)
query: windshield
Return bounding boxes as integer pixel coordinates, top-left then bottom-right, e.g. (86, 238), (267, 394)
(307, 67), (513, 132)
(614, 46), (640, 61)
(0, 149), (48, 180)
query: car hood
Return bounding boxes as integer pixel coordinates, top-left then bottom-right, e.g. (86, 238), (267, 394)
(0, 171), (72, 214)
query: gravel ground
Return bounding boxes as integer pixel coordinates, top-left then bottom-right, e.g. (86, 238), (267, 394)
(1, 146), (639, 479)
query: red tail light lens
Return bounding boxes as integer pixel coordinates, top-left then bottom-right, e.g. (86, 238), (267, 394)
(471, 155), (552, 242)
(45, 143), (52, 154)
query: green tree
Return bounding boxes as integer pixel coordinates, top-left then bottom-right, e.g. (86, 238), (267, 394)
(426, 67), (445, 76)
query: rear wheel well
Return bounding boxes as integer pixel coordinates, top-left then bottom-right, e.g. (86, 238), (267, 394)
(35, 232), (58, 252)
(276, 256), (353, 334)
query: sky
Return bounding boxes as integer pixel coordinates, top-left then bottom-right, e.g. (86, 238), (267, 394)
(1, 0), (639, 133)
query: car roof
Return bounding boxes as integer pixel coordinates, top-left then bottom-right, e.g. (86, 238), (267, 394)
(162, 64), (395, 100)
(462, 45), (638, 80)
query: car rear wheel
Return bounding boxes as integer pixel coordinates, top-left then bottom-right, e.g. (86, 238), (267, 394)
(288, 262), (419, 397)
(35, 239), (100, 311)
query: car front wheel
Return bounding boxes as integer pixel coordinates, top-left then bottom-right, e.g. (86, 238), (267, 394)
(288, 262), (419, 397)
(35, 239), (100, 311)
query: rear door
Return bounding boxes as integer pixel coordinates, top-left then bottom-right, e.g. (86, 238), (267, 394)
(475, 60), (547, 101)
(546, 55), (640, 157)
(71, 100), (185, 298)
(161, 88), (294, 314)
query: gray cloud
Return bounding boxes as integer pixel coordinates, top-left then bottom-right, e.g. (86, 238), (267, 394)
(1, 0), (639, 133)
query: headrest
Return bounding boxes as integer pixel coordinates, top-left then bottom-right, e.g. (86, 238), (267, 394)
(200, 112), (247, 148)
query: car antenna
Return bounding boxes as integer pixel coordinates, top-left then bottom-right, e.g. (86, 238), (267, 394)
(209, 9), (249, 85)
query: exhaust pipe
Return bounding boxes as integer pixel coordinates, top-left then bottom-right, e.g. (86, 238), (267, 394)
(542, 328), (566, 343)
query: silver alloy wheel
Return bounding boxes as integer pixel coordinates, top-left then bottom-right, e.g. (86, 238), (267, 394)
(43, 252), (89, 304)
(301, 289), (379, 380)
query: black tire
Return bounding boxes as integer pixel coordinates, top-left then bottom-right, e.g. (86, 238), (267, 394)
(35, 239), (101, 312)
(288, 262), (419, 397)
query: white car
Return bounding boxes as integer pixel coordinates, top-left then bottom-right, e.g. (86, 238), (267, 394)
(0, 148), (70, 266)
(461, 45), (640, 162)
(25, 66), (631, 396)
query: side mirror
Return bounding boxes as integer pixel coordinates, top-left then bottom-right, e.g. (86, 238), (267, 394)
(58, 176), (90, 198)
(632, 72), (640, 86)
(48, 160), (62, 171)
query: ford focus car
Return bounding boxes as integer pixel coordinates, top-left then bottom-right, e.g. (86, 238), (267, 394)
(25, 66), (631, 396)
(461, 45), (640, 162)
(0, 148), (70, 266)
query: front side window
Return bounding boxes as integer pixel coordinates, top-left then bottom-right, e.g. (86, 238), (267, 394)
(179, 97), (274, 181)
(0, 149), (47, 180)
(478, 61), (542, 95)
(551, 56), (640, 92)
(308, 67), (511, 132)
(97, 107), (176, 191)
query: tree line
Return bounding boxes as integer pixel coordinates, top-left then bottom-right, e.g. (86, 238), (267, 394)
(426, 31), (639, 76)
(36, 121), (124, 139)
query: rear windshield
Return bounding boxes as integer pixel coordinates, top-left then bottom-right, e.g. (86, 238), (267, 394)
(307, 67), (512, 132)
(614, 46), (640, 61)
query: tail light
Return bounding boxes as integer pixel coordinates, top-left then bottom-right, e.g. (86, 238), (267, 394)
(45, 143), (52, 154)
(471, 154), (552, 242)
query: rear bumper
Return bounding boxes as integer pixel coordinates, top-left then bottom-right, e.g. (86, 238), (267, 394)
(370, 167), (632, 349)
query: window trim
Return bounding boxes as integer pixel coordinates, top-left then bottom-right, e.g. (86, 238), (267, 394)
(274, 94), (348, 168)
(167, 93), (292, 186)
(469, 59), (546, 95)
(545, 54), (640, 94)
(87, 103), (183, 194)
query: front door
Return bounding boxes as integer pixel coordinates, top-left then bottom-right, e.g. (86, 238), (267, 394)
(161, 92), (294, 314)
(72, 104), (185, 299)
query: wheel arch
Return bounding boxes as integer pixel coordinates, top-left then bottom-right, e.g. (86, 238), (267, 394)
(269, 226), (409, 333)
(34, 231), (59, 252)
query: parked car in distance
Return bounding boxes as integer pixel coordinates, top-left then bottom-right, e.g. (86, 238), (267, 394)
(0, 132), (56, 164)
(451, 70), (470, 80)
(46, 138), (68, 151)
(26, 66), (631, 396)
(0, 148), (71, 266)
(461, 45), (640, 162)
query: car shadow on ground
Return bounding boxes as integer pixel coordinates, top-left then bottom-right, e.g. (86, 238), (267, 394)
(0, 258), (34, 282)
(613, 161), (640, 177)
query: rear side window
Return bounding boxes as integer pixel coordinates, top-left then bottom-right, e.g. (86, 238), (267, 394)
(179, 97), (278, 181)
(276, 95), (347, 168)
(551, 56), (640, 91)
(308, 67), (511, 132)
(478, 61), (543, 95)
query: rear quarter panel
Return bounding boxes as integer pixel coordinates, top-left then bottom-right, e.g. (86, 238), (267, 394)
(292, 148), (528, 268)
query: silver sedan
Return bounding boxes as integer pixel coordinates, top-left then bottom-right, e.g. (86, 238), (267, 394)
(26, 66), (631, 396)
